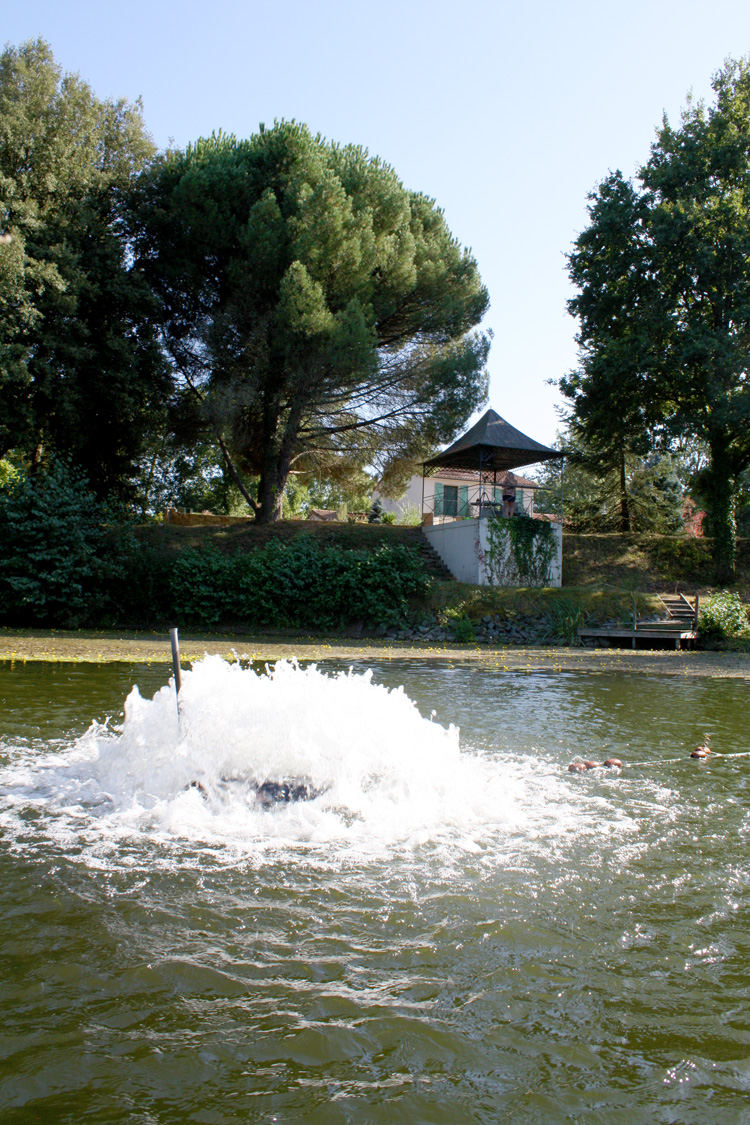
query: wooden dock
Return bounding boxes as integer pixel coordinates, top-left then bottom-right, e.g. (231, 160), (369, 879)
(578, 593), (699, 650)
(577, 625), (697, 649)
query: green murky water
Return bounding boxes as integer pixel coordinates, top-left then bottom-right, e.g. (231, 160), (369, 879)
(0, 657), (749, 1124)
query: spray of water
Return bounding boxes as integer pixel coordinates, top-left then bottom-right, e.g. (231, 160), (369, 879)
(0, 658), (639, 866)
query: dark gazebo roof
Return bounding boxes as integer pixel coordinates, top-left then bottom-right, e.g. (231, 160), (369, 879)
(423, 408), (563, 474)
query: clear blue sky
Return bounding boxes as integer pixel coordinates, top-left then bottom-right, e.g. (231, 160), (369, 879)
(6, 0), (750, 444)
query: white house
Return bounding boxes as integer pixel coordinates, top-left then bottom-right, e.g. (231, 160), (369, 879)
(381, 408), (565, 587)
(380, 467), (540, 522)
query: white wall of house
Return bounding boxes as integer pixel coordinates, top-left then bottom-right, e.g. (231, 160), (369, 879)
(376, 475), (424, 519)
(423, 517), (562, 587)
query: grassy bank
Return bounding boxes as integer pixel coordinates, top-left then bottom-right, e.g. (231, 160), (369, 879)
(2, 627), (750, 677)
(139, 523), (749, 596)
(425, 581), (660, 624)
(562, 533), (750, 596)
(136, 519), (426, 556)
(133, 523), (747, 641)
(3, 511), (748, 643)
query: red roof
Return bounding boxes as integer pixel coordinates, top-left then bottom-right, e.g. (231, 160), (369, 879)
(433, 467), (540, 489)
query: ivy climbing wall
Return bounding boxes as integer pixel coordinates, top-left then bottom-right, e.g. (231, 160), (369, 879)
(423, 516), (562, 587)
(478, 515), (562, 587)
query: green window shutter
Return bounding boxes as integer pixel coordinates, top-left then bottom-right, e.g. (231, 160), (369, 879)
(434, 481), (443, 516)
(459, 485), (469, 517)
(494, 485), (502, 503)
(516, 488), (524, 513)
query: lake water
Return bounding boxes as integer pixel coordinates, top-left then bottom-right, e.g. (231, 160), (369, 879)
(1, 656), (749, 1124)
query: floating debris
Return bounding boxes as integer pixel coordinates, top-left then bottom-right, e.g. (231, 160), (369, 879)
(690, 735), (711, 760)
(568, 758), (622, 773)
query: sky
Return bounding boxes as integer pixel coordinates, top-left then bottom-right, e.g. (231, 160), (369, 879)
(5, 0), (750, 445)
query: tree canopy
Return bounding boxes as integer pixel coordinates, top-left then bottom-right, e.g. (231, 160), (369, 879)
(564, 59), (750, 577)
(0, 39), (169, 498)
(131, 123), (490, 522)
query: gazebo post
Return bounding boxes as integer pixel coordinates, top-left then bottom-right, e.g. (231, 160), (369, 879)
(560, 456), (565, 525)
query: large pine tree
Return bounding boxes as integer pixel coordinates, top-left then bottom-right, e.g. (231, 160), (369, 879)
(131, 124), (490, 523)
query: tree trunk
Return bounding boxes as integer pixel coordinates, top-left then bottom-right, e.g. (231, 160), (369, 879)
(618, 448), (631, 533)
(216, 434), (259, 514)
(705, 434), (736, 582)
(254, 403), (304, 524)
(30, 441), (44, 475)
(255, 460), (286, 523)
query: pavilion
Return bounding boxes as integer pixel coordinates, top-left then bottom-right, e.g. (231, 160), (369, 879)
(421, 408), (564, 522)
(418, 408), (565, 587)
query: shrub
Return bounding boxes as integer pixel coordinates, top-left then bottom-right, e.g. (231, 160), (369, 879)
(450, 614), (476, 643)
(699, 591), (750, 638)
(167, 537), (428, 629)
(396, 502), (423, 526)
(0, 462), (134, 627)
(547, 597), (590, 645)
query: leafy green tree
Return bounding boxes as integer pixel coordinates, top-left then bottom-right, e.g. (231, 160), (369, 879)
(0, 39), (169, 499)
(131, 123), (490, 523)
(142, 437), (251, 516)
(281, 471), (373, 519)
(534, 433), (684, 533)
(736, 468), (750, 536)
(641, 61), (750, 576)
(563, 171), (666, 531)
(565, 60), (750, 577)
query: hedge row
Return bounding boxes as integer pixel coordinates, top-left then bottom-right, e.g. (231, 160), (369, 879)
(0, 464), (429, 630)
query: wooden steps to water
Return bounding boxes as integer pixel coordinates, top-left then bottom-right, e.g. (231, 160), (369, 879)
(578, 592), (699, 649)
(658, 592), (699, 626)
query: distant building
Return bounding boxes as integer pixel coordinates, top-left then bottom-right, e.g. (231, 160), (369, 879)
(377, 407), (565, 586)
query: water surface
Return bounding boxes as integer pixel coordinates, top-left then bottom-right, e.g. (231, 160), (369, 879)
(1, 657), (749, 1123)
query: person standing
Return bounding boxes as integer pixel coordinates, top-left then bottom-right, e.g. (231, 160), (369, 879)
(502, 482), (516, 518)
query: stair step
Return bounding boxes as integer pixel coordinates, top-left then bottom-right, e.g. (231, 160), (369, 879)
(405, 528), (455, 580)
(658, 593), (698, 622)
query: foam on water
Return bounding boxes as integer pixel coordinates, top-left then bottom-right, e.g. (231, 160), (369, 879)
(0, 657), (638, 866)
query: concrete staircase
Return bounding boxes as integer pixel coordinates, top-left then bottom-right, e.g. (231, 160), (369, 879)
(403, 528), (455, 580)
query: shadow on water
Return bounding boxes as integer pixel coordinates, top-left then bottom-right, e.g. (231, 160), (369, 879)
(0, 657), (749, 1123)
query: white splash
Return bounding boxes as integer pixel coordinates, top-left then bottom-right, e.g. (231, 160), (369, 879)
(0, 657), (637, 865)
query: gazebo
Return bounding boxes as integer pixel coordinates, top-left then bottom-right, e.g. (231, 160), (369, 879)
(425, 407), (559, 477)
(422, 408), (563, 516)
(419, 408), (565, 587)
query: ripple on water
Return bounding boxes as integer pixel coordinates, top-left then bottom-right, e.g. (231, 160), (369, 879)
(1, 657), (749, 1123)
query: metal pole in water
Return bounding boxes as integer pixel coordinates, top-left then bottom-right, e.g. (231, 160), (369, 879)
(169, 626), (182, 714)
